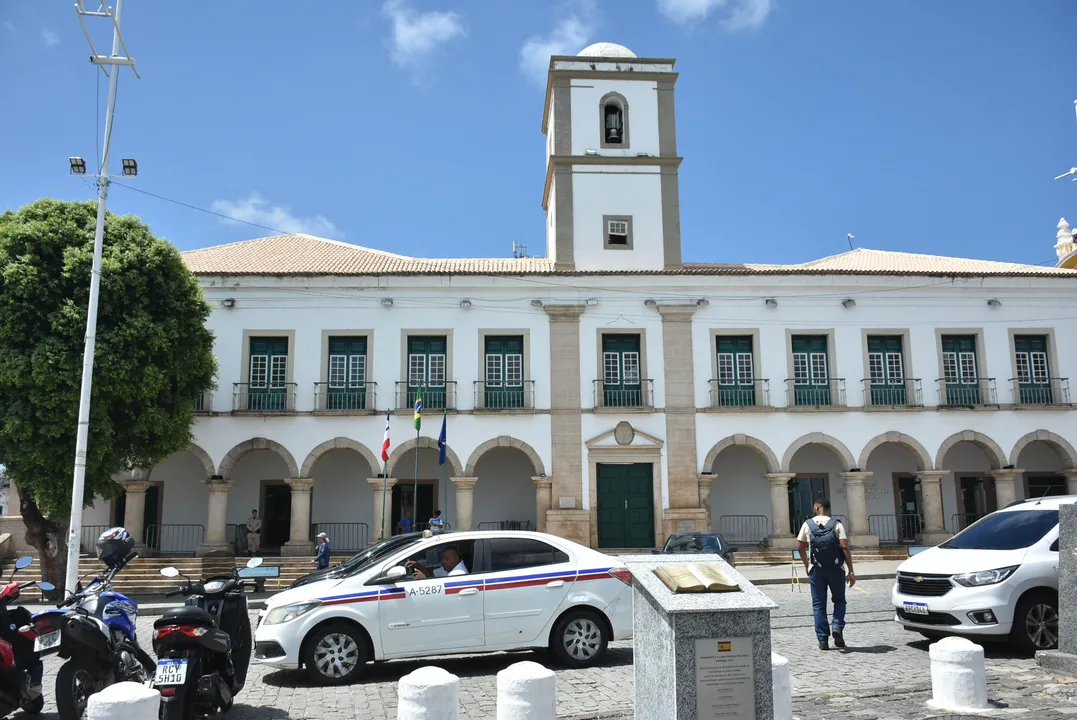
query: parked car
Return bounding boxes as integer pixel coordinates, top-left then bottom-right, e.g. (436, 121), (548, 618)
(289, 532), (429, 589)
(892, 495), (1068, 654)
(651, 532), (738, 566)
(254, 531), (633, 684)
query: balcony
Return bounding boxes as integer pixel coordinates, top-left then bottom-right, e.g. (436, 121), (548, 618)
(473, 381), (536, 412)
(232, 383), (297, 414)
(708, 379), (771, 409)
(937, 378), (997, 408)
(593, 379), (655, 409)
(785, 378), (847, 408)
(861, 378), (923, 408)
(314, 382), (377, 413)
(1009, 377), (1071, 407)
(394, 382), (458, 411)
(193, 391), (212, 414)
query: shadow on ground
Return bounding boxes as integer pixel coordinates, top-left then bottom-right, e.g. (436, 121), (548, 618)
(836, 644), (897, 654)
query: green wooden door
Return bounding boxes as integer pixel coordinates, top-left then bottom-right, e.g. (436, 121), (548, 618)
(867, 335), (906, 405)
(716, 336), (756, 406)
(791, 335), (830, 406)
(602, 335), (642, 407)
(787, 477), (826, 534)
(941, 335), (979, 404)
(327, 336), (367, 410)
(596, 464), (654, 548)
(249, 337), (288, 411)
(407, 336), (448, 409)
(484, 336), (524, 409)
(1014, 335), (1051, 404)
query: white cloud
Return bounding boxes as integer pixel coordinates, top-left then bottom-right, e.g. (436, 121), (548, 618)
(519, 1), (597, 84)
(382, 0), (466, 69)
(210, 194), (339, 238)
(657, 0), (774, 29)
(41, 28), (59, 47)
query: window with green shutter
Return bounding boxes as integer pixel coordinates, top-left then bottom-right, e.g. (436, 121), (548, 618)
(867, 335), (906, 405)
(249, 337), (288, 411)
(715, 336), (756, 406)
(1014, 334), (1051, 404)
(327, 336), (367, 410)
(791, 335), (830, 406)
(941, 335), (980, 404)
(484, 335), (525, 409)
(407, 336), (448, 409)
(602, 334), (643, 406)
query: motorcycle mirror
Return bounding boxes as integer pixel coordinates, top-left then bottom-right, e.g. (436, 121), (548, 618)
(160, 567), (180, 578)
(14, 556), (32, 571)
(38, 582), (55, 592)
(246, 557), (264, 569)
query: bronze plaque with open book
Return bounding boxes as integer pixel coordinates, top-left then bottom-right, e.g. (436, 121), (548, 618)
(654, 563), (740, 593)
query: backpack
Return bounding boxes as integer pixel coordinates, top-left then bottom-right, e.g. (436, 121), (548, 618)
(809, 519), (844, 569)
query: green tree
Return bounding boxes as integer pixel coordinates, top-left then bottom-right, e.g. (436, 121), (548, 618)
(0, 199), (216, 593)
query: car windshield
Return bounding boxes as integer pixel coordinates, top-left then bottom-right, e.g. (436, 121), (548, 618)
(337, 535), (423, 576)
(940, 509), (1059, 551)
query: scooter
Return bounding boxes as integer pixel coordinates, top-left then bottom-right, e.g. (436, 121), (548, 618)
(151, 557), (261, 719)
(32, 550), (155, 720)
(0, 556), (54, 717)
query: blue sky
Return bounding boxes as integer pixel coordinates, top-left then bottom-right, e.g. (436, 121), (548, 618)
(1, 0), (1075, 265)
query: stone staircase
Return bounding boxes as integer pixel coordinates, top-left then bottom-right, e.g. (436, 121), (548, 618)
(598, 546), (912, 566)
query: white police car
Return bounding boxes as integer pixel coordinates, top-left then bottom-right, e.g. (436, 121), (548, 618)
(254, 531), (634, 684)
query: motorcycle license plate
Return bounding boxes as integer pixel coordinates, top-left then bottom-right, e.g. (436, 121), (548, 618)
(33, 630), (60, 653)
(155, 659), (188, 686)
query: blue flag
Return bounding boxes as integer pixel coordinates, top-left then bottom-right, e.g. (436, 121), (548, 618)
(438, 412), (447, 465)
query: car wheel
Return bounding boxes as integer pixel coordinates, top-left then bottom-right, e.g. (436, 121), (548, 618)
(303, 622), (368, 686)
(551, 610), (609, 668)
(1010, 592), (1059, 655)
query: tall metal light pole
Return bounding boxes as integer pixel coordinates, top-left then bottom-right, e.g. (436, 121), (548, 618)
(64, 1), (139, 595)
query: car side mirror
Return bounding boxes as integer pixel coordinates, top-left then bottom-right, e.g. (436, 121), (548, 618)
(727, 546), (739, 554)
(385, 566), (406, 581)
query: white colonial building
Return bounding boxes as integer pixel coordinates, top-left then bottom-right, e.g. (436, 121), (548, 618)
(42, 43), (1077, 556)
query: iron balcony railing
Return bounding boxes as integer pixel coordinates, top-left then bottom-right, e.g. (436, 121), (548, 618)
(1009, 377), (1071, 407)
(394, 381), (458, 411)
(473, 381), (536, 411)
(144, 524), (204, 556)
(785, 378), (847, 408)
(310, 522), (369, 552)
(867, 513), (922, 544)
(193, 391), (212, 414)
(716, 515), (770, 547)
(232, 383), (297, 413)
(937, 378), (997, 407)
(593, 379), (655, 409)
(708, 379), (770, 408)
(861, 378), (923, 408)
(314, 382), (377, 413)
(477, 520), (534, 531)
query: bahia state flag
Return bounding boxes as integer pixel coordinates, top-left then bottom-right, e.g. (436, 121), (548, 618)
(413, 391), (422, 431)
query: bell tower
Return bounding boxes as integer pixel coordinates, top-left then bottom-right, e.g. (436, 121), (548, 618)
(542, 43), (682, 272)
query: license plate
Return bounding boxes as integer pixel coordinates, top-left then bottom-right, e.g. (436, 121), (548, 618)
(34, 630), (60, 653)
(155, 659), (188, 686)
(903, 601), (929, 616)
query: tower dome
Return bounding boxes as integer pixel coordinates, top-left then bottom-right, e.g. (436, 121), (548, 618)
(577, 42), (637, 59)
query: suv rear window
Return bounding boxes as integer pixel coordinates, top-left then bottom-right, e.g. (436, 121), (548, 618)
(941, 509), (1059, 551)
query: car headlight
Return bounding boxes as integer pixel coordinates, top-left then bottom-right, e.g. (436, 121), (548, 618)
(952, 566), (1019, 587)
(262, 601), (321, 626)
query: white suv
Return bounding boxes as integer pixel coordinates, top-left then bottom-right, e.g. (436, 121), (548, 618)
(892, 495), (1066, 654)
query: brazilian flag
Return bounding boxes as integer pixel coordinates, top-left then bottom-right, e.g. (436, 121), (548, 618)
(413, 391), (422, 431)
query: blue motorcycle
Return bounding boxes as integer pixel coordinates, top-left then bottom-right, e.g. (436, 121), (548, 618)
(32, 547), (154, 720)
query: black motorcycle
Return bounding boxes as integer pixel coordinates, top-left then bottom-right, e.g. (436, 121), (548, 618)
(151, 558), (260, 719)
(0, 556), (54, 717)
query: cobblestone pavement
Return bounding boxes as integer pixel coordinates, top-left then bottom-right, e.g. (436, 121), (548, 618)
(21, 579), (1074, 718)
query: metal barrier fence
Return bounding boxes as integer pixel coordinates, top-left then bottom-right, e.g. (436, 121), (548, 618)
(867, 513), (922, 544)
(310, 523), (369, 552)
(950, 513), (984, 533)
(80, 525), (110, 553)
(144, 524), (205, 556)
(716, 515), (770, 546)
(796, 514), (848, 534)
(477, 520), (534, 531)
(228, 524), (247, 553)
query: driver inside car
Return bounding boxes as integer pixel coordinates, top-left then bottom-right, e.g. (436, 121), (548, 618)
(405, 546), (468, 578)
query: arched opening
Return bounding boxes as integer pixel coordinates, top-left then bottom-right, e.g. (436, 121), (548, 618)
(1014, 440), (1071, 499)
(472, 447), (541, 531)
(936, 432), (1006, 533)
(600, 92), (629, 147)
(310, 449), (377, 552)
(146, 449), (213, 553)
(392, 446), (448, 533)
(228, 449), (295, 553)
(785, 442), (852, 535)
(706, 445), (772, 546)
(860, 438), (931, 544)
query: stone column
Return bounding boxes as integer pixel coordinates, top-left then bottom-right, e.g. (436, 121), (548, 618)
(1064, 470), (1077, 496)
(368, 478), (398, 542)
(197, 478), (233, 557)
(121, 480), (151, 552)
(282, 478), (315, 557)
(451, 477), (479, 531)
(532, 476), (552, 533)
(916, 470), (951, 545)
(697, 474), (715, 528)
(991, 468), (1024, 509)
(656, 305), (701, 509)
(839, 471), (879, 548)
(765, 473), (796, 549)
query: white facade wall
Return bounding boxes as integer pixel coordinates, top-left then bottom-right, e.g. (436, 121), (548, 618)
(569, 79), (661, 157)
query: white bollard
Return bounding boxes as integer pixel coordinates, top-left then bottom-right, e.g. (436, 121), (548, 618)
(497, 660), (556, 720)
(928, 636), (989, 711)
(86, 682), (160, 720)
(771, 652), (793, 720)
(398, 665), (460, 720)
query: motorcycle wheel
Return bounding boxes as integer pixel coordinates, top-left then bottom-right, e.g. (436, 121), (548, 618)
(21, 694), (44, 715)
(159, 691), (195, 720)
(55, 660), (99, 720)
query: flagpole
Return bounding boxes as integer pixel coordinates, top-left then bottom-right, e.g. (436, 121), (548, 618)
(412, 424), (420, 527)
(380, 410), (391, 543)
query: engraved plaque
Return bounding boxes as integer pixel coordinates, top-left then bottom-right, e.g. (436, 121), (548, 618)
(695, 637), (755, 719)
(558, 496), (576, 509)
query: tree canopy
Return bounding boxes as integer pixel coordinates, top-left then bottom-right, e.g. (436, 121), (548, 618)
(0, 198), (216, 528)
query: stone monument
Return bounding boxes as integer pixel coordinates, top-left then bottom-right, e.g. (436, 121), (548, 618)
(1037, 503), (1076, 673)
(626, 554), (778, 719)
